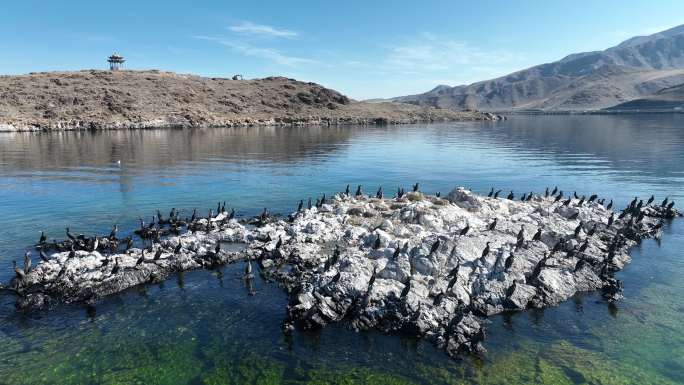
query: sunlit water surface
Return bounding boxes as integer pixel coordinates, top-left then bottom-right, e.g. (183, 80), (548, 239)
(0, 115), (683, 384)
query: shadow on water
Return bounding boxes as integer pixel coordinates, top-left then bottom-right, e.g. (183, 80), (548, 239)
(0, 115), (683, 384)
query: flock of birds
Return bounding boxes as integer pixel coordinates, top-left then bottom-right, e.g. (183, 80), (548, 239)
(7, 183), (676, 304)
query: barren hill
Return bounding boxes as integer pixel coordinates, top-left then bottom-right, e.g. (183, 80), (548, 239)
(391, 25), (684, 112)
(0, 70), (493, 131)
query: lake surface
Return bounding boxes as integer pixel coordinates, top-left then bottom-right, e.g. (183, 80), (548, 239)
(0, 115), (683, 384)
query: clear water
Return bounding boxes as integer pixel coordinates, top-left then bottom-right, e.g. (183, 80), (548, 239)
(0, 115), (683, 384)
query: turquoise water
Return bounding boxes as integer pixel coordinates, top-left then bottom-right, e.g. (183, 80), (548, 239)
(0, 115), (683, 384)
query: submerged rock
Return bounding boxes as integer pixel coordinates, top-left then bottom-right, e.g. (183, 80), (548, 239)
(3, 186), (679, 358)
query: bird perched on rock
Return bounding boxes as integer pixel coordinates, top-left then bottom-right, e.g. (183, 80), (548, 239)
(109, 225), (118, 240)
(661, 196), (669, 207)
(376, 186), (383, 199)
(400, 279), (412, 298)
(136, 250), (146, 266)
(459, 224), (470, 236)
(488, 188), (494, 197)
(574, 222), (583, 237)
(504, 253), (515, 270)
(23, 252), (32, 274)
(355, 185), (363, 197)
(588, 194), (598, 203)
(412, 182), (420, 192)
(429, 239), (440, 256)
(66, 227), (76, 241)
(606, 200), (613, 210)
(345, 184), (350, 196)
(154, 247), (163, 260)
(533, 228), (542, 241)
(493, 190), (502, 199)
(111, 258), (120, 275)
(554, 191), (564, 202)
(517, 226), (525, 241)
(392, 246), (401, 260)
(607, 213), (615, 227)
(507, 191), (514, 200)
(646, 195), (654, 206)
(481, 242), (491, 259)
(297, 200), (303, 212)
(551, 186), (558, 196)
(38, 231), (46, 244)
(373, 235), (381, 250)
(488, 218), (497, 231)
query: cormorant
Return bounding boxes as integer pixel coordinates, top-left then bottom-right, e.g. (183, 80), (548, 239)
(412, 182), (419, 192)
(111, 258), (120, 275)
(66, 227), (76, 241)
(606, 200), (613, 210)
(190, 209), (197, 222)
(154, 247), (163, 260)
(229, 208), (235, 220)
(459, 224), (470, 236)
(297, 200), (303, 212)
(307, 198), (312, 209)
(507, 191), (514, 200)
(574, 222), (583, 237)
(429, 239), (440, 255)
(320, 194), (326, 206)
(436, 192), (441, 197)
(493, 190), (501, 199)
(174, 241), (182, 254)
(516, 226), (525, 241)
(544, 187), (549, 198)
(481, 242), (491, 259)
(504, 253), (514, 270)
(533, 228), (542, 241)
(23, 251), (32, 274)
(520, 193), (527, 201)
(376, 186), (383, 199)
(554, 192), (564, 202)
(39, 231), (46, 244)
(646, 195), (654, 206)
(607, 213), (615, 227)
(661, 196), (669, 207)
(367, 267), (378, 290)
(563, 197), (572, 206)
(629, 197), (638, 208)
(573, 191), (579, 199)
(125, 237), (134, 251)
(345, 184), (350, 196)
(392, 246), (401, 260)
(355, 185), (363, 197)
(136, 250), (145, 266)
(400, 279), (412, 298)
(551, 186), (558, 196)
(275, 236), (283, 250)
(667, 201), (675, 210)
(488, 188), (494, 197)
(488, 218), (497, 231)
(588, 194), (597, 203)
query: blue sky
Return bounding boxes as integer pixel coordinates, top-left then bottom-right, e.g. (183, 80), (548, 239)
(1, 1), (683, 99)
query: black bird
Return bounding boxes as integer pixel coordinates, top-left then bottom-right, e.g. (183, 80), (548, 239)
(125, 237), (134, 251)
(526, 192), (534, 201)
(376, 186), (383, 199)
(574, 222), (583, 237)
(320, 194), (326, 206)
(398, 187), (405, 198)
(111, 258), (120, 275)
(39, 250), (50, 262)
(488, 218), (497, 231)
(667, 201), (675, 210)
(573, 191), (579, 199)
(618, 210), (628, 220)
(563, 197), (572, 206)
(66, 227), (76, 241)
(515, 237), (524, 250)
(606, 200), (613, 210)
(578, 196), (585, 207)
(307, 198), (312, 209)
(532, 228), (542, 241)
(154, 247), (163, 260)
(400, 279), (412, 298)
(412, 182), (419, 192)
(504, 253), (514, 270)
(551, 186), (558, 196)
(23, 251), (32, 274)
(488, 188), (494, 197)
(635, 200), (643, 211)
(39, 231), (47, 244)
(228, 208), (235, 220)
(315, 198), (321, 208)
(516, 226), (525, 241)
(170, 207), (177, 219)
(459, 224), (470, 236)
(554, 192), (564, 203)
(13, 260), (26, 281)
(190, 209), (197, 222)
(446, 269), (461, 291)
(345, 184), (350, 196)
(544, 187), (549, 198)
(493, 190), (502, 199)
(661, 196), (669, 207)
(429, 239), (440, 255)
(355, 185), (363, 197)
(373, 235), (381, 250)
(436, 192), (441, 198)
(507, 191), (514, 200)
(520, 193), (527, 201)
(646, 195), (654, 206)
(214, 243), (221, 256)
(629, 196), (638, 208)
(136, 250), (146, 266)
(221, 202), (226, 213)
(275, 236), (283, 250)
(67, 244), (76, 259)
(174, 241), (182, 254)
(588, 194), (598, 203)
(607, 213), (615, 227)
(101, 256), (110, 268)
(481, 242), (491, 259)
(297, 200), (303, 212)
(392, 246), (401, 260)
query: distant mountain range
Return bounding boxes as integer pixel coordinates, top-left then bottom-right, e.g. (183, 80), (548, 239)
(389, 25), (684, 112)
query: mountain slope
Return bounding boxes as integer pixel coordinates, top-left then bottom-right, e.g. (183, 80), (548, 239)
(0, 70), (492, 131)
(605, 82), (684, 111)
(392, 25), (684, 112)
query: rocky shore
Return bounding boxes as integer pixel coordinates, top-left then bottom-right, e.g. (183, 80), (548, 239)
(3, 186), (678, 357)
(0, 70), (501, 132)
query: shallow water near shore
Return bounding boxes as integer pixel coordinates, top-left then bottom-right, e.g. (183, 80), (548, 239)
(0, 115), (683, 384)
